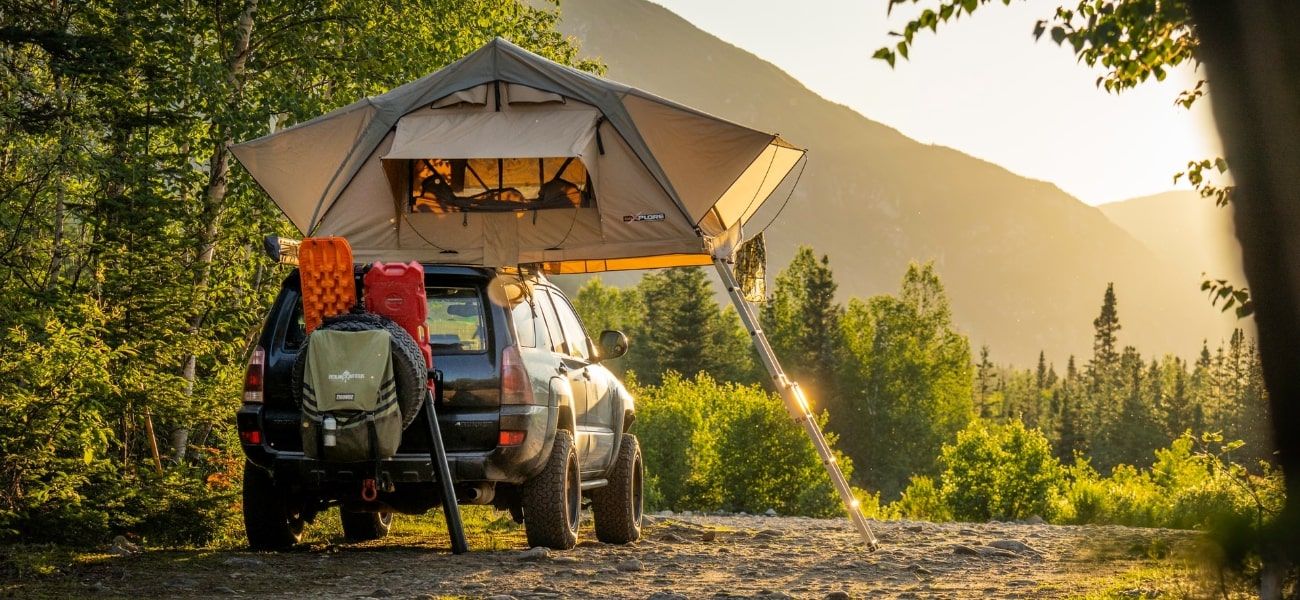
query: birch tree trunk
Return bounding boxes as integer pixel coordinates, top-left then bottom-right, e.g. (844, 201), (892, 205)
(174, 0), (258, 464)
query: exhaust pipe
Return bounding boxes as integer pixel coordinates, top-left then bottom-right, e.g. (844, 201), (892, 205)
(457, 482), (495, 505)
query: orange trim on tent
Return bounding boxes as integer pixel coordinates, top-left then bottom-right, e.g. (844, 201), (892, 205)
(540, 253), (714, 274)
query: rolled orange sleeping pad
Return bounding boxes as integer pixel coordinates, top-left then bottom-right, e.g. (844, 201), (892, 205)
(298, 237), (356, 333)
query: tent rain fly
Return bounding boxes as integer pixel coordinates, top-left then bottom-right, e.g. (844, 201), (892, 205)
(231, 38), (877, 550)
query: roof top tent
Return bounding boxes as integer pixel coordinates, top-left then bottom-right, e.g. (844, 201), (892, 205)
(231, 38), (877, 550)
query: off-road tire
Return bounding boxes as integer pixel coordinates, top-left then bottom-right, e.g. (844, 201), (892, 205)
(590, 433), (644, 544)
(340, 510), (392, 542)
(292, 313), (427, 429)
(242, 461), (305, 551)
(521, 429), (581, 549)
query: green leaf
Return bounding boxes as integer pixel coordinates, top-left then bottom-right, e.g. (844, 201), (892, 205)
(873, 47), (897, 68)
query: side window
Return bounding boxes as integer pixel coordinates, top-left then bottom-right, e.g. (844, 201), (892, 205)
(549, 290), (592, 361)
(509, 293), (538, 349)
(532, 288), (565, 354)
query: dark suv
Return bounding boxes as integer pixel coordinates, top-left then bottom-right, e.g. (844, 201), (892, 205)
(236, 265), (643, 550)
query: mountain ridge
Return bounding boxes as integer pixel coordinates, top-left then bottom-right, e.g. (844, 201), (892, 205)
(554, 0), (1238, 364)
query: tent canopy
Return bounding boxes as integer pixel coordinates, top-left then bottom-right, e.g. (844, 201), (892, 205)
(230, 38), (805, 273)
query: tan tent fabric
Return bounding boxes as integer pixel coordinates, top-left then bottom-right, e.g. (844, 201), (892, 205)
(385, 105), (599, 160)
(430, 86), (488, 108)
(505, 83), (565, 104)
(230, 101), (378, 233)
(714, 142), (807, 227)
(621, 94), (776, 231)
(230, 39), (805, 273)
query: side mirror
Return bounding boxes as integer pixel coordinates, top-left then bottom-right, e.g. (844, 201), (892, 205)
(598, 330), (629, 361)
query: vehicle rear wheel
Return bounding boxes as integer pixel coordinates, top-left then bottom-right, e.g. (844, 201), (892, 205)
(521, 429), (580, 549)
(590, 433), (643, 544)
(340, 510), (393, 542)
(242, 462), (305, 551)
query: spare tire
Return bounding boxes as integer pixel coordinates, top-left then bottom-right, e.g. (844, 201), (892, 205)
(292, 313), (427, 430)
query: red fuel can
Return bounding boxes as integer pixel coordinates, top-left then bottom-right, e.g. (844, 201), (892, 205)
(364, 261), (432, 369)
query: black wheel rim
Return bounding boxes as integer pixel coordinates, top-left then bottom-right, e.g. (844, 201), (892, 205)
(565, 451), (580, 533)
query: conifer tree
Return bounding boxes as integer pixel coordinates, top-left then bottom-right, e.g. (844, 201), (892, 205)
(1084, 283), (1124, 463)
(627, 267), (756, 385)
(1103, 346), (1163, 469)
(1163, 357), (1193, 439)
(1054, 355), (1086, 461)
(976, 345), (996, 418)
(1089, 283), (1122, 385)
(762, 246), (842, 400)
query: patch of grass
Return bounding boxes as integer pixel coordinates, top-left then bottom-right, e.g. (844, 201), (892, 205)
(1067, 564), (1201, 599)
(0, 544), (81, 579)
(1067, 548), (1260, 600)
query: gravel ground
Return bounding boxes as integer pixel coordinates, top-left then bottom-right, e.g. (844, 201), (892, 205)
(9, 514), (1198, 599)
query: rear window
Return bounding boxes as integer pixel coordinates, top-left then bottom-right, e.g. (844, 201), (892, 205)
(427, 287), (486, 354)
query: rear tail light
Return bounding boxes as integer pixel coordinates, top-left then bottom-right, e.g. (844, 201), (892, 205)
(243, 346), (265, 403)
(500, 345), (534, 404)
(498, 430), (526, 446)
(240, 430), (262, 445)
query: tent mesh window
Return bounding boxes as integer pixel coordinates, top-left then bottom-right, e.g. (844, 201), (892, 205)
(409, 157), (593, 213)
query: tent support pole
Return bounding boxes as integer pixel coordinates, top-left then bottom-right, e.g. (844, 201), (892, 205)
(713, 256), (880, 551)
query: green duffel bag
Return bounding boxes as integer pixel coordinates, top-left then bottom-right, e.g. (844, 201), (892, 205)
(301, 328), (401, 462)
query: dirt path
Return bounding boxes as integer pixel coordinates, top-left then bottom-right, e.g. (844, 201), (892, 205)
(9, 515), (1199, 599)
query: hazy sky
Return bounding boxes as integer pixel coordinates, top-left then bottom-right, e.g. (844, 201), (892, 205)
(647, 0), (1224, 206)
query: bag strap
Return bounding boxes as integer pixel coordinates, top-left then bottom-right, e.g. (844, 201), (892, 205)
(317, 415), (327, 461)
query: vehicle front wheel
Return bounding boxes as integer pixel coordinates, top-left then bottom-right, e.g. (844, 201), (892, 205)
(242, 462), (305, 551)
(590, 433), (643, 544)
(340, 510), (392, 542)
(521, 429), (581, 549)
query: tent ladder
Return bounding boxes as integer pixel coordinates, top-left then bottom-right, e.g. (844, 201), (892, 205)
(713, 256), (880, 551)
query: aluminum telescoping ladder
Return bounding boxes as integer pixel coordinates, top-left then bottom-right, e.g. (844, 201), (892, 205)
(714, 256), (880, 551)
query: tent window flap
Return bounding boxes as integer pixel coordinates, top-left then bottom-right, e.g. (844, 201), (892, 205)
(409, 157), (592, 213)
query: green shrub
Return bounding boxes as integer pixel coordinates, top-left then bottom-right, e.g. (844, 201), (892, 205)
(938, 420), (1063, 521)
(1055, 433), (1286, 532)
(632, 372), (849, 516)
(1102, 464), (1167, 527)
(632, 372), (721, 510)
(0, 309), (242, 547)
(1061, 458), (1110, 524)
(888, 475), (951, 521)
(851, 487), (887, 520)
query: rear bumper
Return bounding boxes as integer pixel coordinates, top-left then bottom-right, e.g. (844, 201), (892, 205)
(237, 402), (556, 486)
